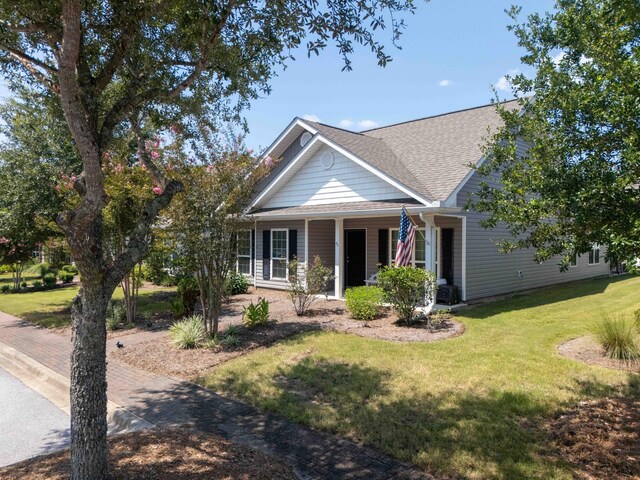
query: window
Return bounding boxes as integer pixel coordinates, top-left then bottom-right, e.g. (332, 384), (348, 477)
(588, 245), (600, 265)
(390, 228), (426, 268)
(271, 229), (288, 279)
(236, 230), (252, 275)
(570, 253), (578, 267)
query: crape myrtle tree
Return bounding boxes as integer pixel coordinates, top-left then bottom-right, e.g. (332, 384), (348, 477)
(169, 137), (267, 336)
(473, 0), (640, 270)
(0, 1), (421, 478)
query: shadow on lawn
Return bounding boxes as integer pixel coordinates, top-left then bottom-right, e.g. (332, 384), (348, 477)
(462, 275), (632, 320)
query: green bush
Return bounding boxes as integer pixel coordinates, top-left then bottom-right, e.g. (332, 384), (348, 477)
(378, 266), (436, 325)
(226, 271), (250, 295)
(592, 313), (639, 361)
(220, 327), (240, 348)
(20, 281), (27, 288)
(0, 264), (12, 274)
(169, 315), (207, 349)
(39, 263), (56, 279)
(242, 298), (269, 328)
(0, 284), (10, 294)
(59, 271), (75, 283)
(61, 264), (79, 275)
(345, 286), (383, 320)
(106, 301), (126, 331)
(42, 272), (57, 287)
(32, 280), (43, 289)
(176, 277), (200, 317)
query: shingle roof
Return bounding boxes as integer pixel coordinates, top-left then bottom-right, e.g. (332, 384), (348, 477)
(308, 100), (519, 201)
(252, 199), (422, 217)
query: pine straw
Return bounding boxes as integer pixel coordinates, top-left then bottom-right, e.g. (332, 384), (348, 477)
(545, 395), (640, 479)
(0, 428), (295, 480)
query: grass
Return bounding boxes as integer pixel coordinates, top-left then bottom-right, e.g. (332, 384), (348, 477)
(592, 313), (639, 361)
(0, 273), (176, 328)
(201, 275), (640, 480)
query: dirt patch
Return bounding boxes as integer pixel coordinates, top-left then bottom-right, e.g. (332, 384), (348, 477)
(111, 289), (463, 379)
(558, 336), (640, 372)
(0, 428), (295, 480)
(545, 395), (640, 479)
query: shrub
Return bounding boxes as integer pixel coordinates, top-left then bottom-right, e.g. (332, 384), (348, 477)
(378, 266), (436, 324)
(32, 280), (43, 290)
(106, 301), (126, 331)
(592, 313), (639, 361)
(106, 315), (120, 331)
(0, 264), (12, 274)
(59, 271), (75, 283)
(243, 297), (269, 328)
(345, 286), (383, 320)
(287, 256), (334, 316)
(20, 281), (27, 288)
(42, 273), (57, 287)
(0, 285), (10, 294)
(220, 331), (240, 348)
(39, 263), (56, 279)
(169, 315), (206, 349)
(61, 264), (79, 275)
(176, 277), (200, 317)
(226, 271), (250, 295)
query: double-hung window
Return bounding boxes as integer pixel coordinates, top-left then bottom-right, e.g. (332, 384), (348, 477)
(570, 253), (578, 267)
(271, 229), (288, 279)
(236, 230), (252, 275)
(390, 228), (426, 267)
(588, 245), (600, 265)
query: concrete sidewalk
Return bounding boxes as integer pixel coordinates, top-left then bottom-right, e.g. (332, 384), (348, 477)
(0, 311), (434, 479)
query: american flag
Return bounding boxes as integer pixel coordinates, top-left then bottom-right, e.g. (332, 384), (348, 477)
(395, 209), (416, 266)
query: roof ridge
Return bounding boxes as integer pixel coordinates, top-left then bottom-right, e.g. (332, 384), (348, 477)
(360, 98), (519, 134)
(303, 119), (366, 136)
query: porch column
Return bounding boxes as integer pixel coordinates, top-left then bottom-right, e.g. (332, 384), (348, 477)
(334, 218), (343, 298)
(461, 216), (467, 301)
(304, 218), (309, 289)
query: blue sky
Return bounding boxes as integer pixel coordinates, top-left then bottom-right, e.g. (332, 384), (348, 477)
(244, 0), (555, 151)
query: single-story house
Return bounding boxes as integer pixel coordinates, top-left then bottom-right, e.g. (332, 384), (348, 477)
(237, 101), (609, 302)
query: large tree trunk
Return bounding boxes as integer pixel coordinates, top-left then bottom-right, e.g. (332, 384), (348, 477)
(69, 281), (111, 480)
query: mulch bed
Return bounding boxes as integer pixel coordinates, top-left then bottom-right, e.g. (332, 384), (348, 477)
(111, 289), (463, 379)
(0, 428), (295, 480)
(558, 336), (640, 372)
(545, 395), (640, 479)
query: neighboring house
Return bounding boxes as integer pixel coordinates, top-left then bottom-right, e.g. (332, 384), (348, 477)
(239, 101), (609, 302)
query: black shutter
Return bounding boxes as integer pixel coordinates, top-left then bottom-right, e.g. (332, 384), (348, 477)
(288, 229), (297, 261)
(251, 229), (256, 275)
(262, 229), (270, 279)
(378, 229), (389, 268)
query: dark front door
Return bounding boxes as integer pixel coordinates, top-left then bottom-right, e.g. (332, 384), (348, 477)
(441, 228), (454, 285)
(345, 229), (366, 288)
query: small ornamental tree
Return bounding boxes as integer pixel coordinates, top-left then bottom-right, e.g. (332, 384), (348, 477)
(378, 266), (435, 324)
(0, 237), (33, 290)
(288, 256), (334, 316)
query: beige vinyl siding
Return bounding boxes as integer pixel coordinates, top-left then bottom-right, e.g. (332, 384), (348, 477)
(457, 144), (610, 301)
(255, 220), (305, 290)
(308, 220), (335, 274)
(263, 145), (405, 209)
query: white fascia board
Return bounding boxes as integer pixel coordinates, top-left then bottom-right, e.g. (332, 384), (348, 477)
(317, 136), (432, 206)
(261, 118), (318, 160)
(251, 133), (323, 209)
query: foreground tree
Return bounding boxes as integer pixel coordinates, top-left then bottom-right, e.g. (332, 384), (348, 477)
(473, 0), (640, 269)
(0, 2), (420, 478)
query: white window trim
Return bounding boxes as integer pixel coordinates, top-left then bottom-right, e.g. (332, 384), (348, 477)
(588, 245), (601, 266)
(270, 228), (289, 280)
(389, 227), (426, 268)
(236, 230), (252, 276)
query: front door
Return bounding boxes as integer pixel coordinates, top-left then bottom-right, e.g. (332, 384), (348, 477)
(345, 229), (366, 288)
(441, 228), (454, 285)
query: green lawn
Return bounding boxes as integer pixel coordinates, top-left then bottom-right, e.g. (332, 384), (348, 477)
(201, 275), (640, 480)
(0, 274), (176, 328)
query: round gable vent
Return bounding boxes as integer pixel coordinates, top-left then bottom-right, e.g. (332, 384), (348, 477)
(300, 132), (312, 147)
(320, 151), (334, 170)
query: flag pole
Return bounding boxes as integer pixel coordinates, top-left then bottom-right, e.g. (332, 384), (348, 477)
(401, 205), (419, 226)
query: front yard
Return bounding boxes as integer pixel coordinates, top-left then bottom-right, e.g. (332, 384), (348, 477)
(199, 275), (640, 479)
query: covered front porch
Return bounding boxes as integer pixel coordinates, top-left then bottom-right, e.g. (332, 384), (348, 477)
(252, 201), (467, 302)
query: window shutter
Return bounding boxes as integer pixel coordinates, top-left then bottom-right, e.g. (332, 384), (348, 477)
(288, 229), (297, 261)
(251, 229), (256, 275)
(378, 229), (389, 268)
(262, 229), (270, 279)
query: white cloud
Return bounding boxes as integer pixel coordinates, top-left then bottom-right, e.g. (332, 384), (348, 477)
(357, 119), (379, 130)
(494, 69), (519, 92)
(302, 113), (320, 122)
(338, 119), (355, 128)
(438, 79), (452, 87)
(552, 51), (566, 65)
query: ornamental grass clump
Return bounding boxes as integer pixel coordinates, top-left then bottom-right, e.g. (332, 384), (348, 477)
(591, 313), (639, 361)
(345, 286), (383, 321)
(169, 315), (207, 349)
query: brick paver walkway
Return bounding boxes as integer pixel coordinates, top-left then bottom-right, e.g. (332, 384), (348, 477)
(0, 311), (434, 479)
